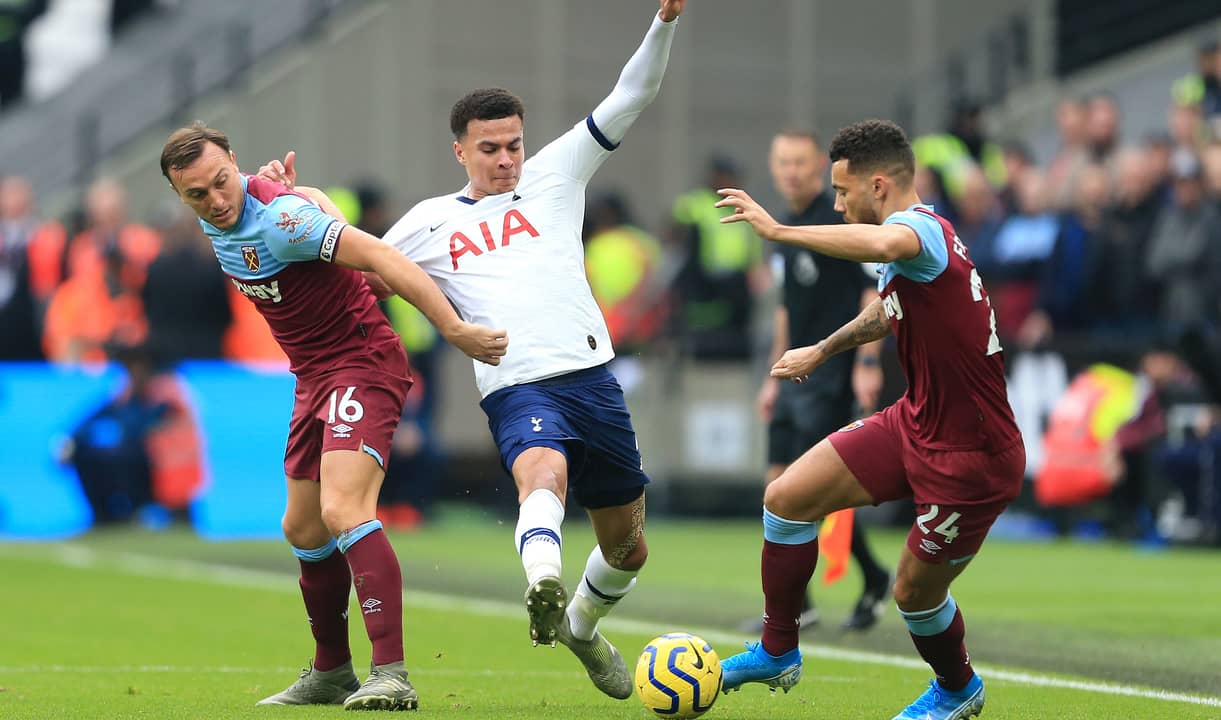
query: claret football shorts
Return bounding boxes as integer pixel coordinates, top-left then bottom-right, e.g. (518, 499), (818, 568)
(829, 403), (1024, 564)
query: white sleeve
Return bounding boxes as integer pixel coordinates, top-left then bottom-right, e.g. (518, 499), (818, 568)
(383, 206), (426, 258)
(589, 13), (677, 147)
(529, 12), (677, 184)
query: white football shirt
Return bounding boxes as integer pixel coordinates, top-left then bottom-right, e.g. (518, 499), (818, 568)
(383, 119), (617, 397)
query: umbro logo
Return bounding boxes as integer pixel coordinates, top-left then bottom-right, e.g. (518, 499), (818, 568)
(920, 538), (942, 554)
(361, 597), (383, 615)
(332, 423), (353, 438)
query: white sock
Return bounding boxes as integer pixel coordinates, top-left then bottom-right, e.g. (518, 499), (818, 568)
(515, 489), (565, 586)
(567, 545), (638, 641)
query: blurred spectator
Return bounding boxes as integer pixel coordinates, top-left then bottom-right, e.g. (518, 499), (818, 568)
(912, 98), (1006, 203)
(142, 204), (232, 364)
(1155, 407), (1221, 545)
(354, 181), (394, 237)
(0, 0), (47, 107)
(67, 178), (161, 291)
(669, 155), (766, 362)
(1172, 39), (1221, 136)
(1168, 100), (1206, 157)
(1046, 97), (1090, 209)
(43, 236), (147, 363)
(61, 343), (167, 525)
(997, 140), (1036, 216)
(1143, 131), (1175, 206)
(912, 164), (956, 223)
(1083, 148), (1161, 346)
(954, 167), (1003, 276)
(0, 175), (44, 358)
(1144, 151), (1221, 337)
(584, 191), (666, 354)
(1201, 140), (1221, 203)
(42, 179), (162, 363)
(1020, 163), (1111, 349)
(985, 170), (1058, 342)
(1, 174), (67, 312)
(1085, 93), (1121, 165)
(1106, 350), (1185, 539)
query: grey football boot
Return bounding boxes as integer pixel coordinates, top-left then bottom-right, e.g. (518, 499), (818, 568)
(256, 660), (359, 705)
(524, 576), (568, 647)
(342, 660), (419, 711)
(555, 615), (633, 699)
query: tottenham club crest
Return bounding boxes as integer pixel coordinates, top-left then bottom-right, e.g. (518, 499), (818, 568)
(241, 245), (260, 273)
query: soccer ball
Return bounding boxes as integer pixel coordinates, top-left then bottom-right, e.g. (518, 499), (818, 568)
(635, 633), (723, 719)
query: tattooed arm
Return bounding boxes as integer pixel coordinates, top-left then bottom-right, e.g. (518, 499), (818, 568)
(821, 297), (889, 357)
(771, 298), (890, 383)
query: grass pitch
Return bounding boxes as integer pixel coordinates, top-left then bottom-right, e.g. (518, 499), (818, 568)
(1, 511), (1218, 719)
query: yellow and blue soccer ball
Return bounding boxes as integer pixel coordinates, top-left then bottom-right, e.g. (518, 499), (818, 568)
(635, 633), (723, 719)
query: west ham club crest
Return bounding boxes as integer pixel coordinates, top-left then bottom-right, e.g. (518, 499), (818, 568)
(241, 245), (260, 273)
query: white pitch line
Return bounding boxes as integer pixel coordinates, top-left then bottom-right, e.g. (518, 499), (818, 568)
(0, 665), (582, 678)
(7, 543), (1220, 709)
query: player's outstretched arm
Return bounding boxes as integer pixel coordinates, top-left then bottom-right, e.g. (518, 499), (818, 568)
(584, 0), (684, 148)
(771, 298), (889, 383)
(333, 227), (509, 366)
(716, 188), (920, 263)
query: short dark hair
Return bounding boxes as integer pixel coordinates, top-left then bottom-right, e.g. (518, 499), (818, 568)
(828, 119), (914, 185)
(449, 88), (526, 140)
(160, 121), (231, 183)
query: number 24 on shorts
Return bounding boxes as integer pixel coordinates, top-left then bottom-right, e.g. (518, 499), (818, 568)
(916, 504), (961, 544)
(327, 386), (365, 424)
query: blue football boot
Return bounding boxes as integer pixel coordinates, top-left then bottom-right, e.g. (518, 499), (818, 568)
(719, 641), (802, 694)
(892, 674), (985, 720)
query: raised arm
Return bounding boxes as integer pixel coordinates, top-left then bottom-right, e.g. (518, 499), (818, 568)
(714, 188), (921, 263)
(332, 227), (508, 366)
(586, 0), (683, 147)
(771, 297), (890, 383)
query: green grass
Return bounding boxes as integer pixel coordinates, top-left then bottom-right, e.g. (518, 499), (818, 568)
(1, 510), (1218, 719)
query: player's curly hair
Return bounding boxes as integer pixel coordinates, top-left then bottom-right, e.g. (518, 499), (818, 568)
(160, 121), (231, 183)
(828, 119), (914, 185)
(450, 88), (526, 140)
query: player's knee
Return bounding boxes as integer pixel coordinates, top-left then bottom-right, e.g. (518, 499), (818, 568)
(281, 513), (329, 549)
(516, 468), (565, 502)
(318, 502), (363, 538)
(891, 574), (932, 610)
(763, 480), (819, 521)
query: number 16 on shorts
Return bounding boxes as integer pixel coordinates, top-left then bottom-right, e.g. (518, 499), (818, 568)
(328, 386), (366, 426)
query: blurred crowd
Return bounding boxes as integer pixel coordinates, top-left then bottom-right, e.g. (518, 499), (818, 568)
(583, 41), (1221, 547)
(3, 38), (1220, 545)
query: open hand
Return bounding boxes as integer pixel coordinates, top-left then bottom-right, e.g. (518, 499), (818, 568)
(258, 150), (297, 188)
(715, 188), (779, 239)
(447, 322), (509, 366)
